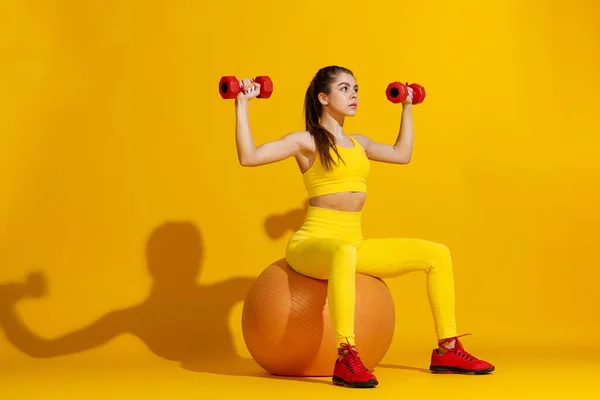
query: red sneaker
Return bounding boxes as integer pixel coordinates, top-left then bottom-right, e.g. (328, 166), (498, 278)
(430, 335), (495, 375)
(332, 342), (378, 388)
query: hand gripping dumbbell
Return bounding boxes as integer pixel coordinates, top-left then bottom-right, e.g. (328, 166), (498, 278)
(386, 81), (426, 104)
(219, 76), (273, 99)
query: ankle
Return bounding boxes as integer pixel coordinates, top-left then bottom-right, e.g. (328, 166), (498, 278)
(338, 341), (357, 354)
(438, 337), (457, 354)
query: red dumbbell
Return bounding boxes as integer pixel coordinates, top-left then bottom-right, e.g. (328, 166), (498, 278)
(385, 82), (426, 104)
(219, 76), (273, 99)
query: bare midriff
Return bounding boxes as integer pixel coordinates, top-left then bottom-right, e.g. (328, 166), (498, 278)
(308, 191), (366, 212)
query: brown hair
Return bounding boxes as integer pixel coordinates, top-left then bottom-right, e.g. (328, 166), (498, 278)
(304, 65), (354, 171)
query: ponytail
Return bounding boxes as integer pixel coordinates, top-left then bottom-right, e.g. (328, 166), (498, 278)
(303, 66), (352, 171)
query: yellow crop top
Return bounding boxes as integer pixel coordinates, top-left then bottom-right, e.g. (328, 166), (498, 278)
(302, 135), (371, 198)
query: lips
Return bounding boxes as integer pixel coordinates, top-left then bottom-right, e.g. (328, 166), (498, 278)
(349, 103), (357, 108)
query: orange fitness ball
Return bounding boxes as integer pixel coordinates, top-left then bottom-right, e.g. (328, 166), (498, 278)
(241, 259), (396, 376)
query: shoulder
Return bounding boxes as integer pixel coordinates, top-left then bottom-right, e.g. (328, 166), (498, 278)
(286, 130), (315, 152)
(349, 134), (372, 149)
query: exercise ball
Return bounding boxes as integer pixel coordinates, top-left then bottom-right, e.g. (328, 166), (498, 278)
(242, 258), (395, 377)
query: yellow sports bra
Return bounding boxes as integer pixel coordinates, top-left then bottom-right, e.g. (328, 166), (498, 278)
(302, 135), (370, 198)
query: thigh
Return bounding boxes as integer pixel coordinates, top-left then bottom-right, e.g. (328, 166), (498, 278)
(355, 237), (451, 278)
(286, 237), (354, 280)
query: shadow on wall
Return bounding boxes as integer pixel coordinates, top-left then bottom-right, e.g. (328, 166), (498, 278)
(0, 221), (260, 376)
(0, 217), (427, 384)
(264, 200), (309, 240)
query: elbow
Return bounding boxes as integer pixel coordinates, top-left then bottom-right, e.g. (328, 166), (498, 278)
(238, 147), (260, 166)
(239, 156), (256, 167)
(398, 153), (411, 164)
(392, 147), (411, 164)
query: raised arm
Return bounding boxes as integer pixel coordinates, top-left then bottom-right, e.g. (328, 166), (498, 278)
(235, 78), (311, 167)
(352, 89), (415, 164)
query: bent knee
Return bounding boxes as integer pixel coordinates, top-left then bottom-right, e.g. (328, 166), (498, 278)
(427, 243), (453, 272)
(436, 243), (452, 260)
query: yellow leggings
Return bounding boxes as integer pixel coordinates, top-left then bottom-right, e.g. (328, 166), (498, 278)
(286, 206), (457, 347)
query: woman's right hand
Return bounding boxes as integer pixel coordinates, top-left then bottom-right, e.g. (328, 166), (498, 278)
(236, 78), (262, 102)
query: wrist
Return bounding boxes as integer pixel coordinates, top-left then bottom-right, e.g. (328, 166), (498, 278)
(235, 98), (249, 108)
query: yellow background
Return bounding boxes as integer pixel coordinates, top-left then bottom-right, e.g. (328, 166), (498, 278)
(1, 0), (599, 398)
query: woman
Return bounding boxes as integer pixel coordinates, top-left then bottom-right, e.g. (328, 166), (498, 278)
(234, 66), (494, 388)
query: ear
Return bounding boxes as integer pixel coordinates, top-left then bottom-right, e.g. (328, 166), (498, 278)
(318, 92), (328, 106)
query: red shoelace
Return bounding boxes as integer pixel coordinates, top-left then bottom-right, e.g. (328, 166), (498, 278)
(338, 342), (370, 374)
(438, 333), (479, 362)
